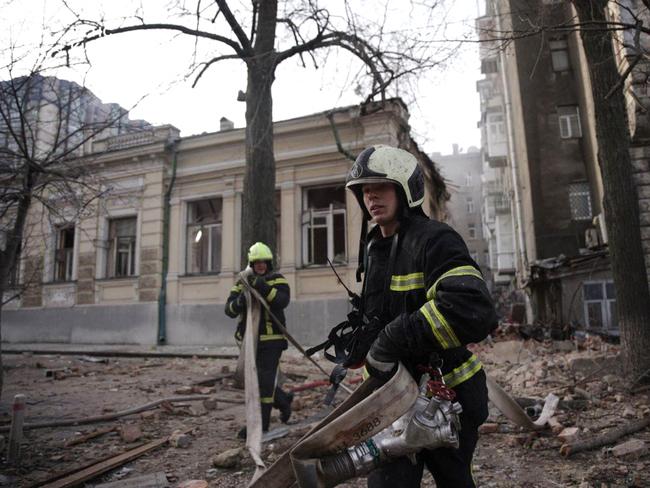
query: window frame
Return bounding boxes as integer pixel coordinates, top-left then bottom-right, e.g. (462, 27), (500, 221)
(568, 181), (593, 221)
(468, 222), (477, 239)
(549, 38), (570, 72)
(107, 217), (137, 278)
(466, 197), (475, 214)
(583, 280), (617, 331)
(185, 198), (223, 275)
(53, 225), (75, 282)
(301, 184), (348, 267)
(558, 105), (582, 139)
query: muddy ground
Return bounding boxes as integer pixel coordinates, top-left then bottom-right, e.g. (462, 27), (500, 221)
(1, 335), (649, 488)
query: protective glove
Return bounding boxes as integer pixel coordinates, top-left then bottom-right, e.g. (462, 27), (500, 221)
(248, 274), (271, 296)
(247, 274), (263, 289)
(235, 293), (247, 311)
(365, 327), (399, 381)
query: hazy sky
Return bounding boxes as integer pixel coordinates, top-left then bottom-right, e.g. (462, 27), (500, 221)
(3, 1), (482, 155)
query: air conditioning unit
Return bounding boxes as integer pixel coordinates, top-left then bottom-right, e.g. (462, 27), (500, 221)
(594, 213), (608, 244)
(585, 214), (608, 249)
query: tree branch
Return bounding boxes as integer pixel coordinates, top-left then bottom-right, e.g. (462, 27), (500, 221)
(214, 0), (253, 55)
(54, 22), (245, 59)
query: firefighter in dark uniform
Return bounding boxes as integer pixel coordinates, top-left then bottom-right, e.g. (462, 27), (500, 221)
(225, 242), (293, 438)
(345, 146), (498, 488)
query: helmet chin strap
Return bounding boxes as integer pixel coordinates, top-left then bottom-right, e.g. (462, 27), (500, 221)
(355, 218), (368, 283)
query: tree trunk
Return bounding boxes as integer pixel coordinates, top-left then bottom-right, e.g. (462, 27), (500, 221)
(0, 166), (35, 399)
(572, 0), (650, 382)
(241, 0), (278, 268)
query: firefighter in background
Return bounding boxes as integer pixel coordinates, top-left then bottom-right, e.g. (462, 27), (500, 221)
(225, 242), (293, 438)
(345, 146), (498, 488)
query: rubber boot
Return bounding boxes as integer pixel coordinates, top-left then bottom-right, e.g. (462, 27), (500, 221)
(261, 403), (273, 432)
(274, 388), (294, 424)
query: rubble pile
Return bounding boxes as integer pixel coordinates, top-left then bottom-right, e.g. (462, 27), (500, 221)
(0, 334), (648, 487)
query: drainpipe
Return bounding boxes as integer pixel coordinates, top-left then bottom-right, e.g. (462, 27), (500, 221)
(494, 3), (533, 320)
(158, 138), (180, 344)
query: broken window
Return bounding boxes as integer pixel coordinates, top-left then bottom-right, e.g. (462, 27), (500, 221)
(107, 217), (136, 278)
(568, 181), (592, 221)
(301, 184), (347, 266)
(187, 198), (222, 274)
(583, 281), (617, 331)
(558, 106), (582, 139)
(54, 226), (75, 282)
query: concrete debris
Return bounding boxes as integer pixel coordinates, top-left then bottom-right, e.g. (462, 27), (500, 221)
(119, 424), (143, 443)
(176, 480), (208, 488)
(212, 447), (244, 468)
(94, 472), (169, 487)
(478, 423), (500, 434)
(5, 334), (650, 487)
(174, 386), (194, 395)
(202, 398), (218, 411)
(611, 439), (648, 459)
(169, 430), (192, 449)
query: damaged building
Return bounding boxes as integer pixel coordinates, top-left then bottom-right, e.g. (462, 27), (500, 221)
(2, 89), (445, 346)
(476, 0), (650, 336)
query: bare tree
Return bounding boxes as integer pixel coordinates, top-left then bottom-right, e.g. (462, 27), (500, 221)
(54, 0), (458, 265)
(0, 49), (149, 395)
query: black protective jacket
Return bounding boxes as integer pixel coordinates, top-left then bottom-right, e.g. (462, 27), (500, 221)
(362, 214), (497, 390)
(225, 271), (290, 351)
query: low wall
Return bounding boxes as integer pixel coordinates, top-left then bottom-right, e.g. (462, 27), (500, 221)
(2, 298), (350, 346)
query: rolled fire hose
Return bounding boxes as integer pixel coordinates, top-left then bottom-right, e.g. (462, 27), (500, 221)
(249, 364), (559, 487)
(241, 281), (265, 481)
(249, 362), (418, 488)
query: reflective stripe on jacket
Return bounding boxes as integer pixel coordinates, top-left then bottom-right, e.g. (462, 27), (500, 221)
(363, 215), (497, 387)
(225, 272), (290, 350)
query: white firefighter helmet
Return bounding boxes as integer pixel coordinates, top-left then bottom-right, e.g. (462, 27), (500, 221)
(346, 145), (424, 219)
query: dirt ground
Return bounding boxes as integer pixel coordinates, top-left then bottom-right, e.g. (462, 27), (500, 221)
(1, 335), (649, 488)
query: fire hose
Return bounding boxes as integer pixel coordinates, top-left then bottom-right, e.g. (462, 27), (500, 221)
(249, 362), (558, 488)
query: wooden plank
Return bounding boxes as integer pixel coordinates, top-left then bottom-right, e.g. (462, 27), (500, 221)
(25, 452), (120, 488)
(39, 429), (191, 488)
(64, 426), (116, 447)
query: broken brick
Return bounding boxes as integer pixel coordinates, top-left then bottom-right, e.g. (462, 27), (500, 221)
(611, 439), (648, 460)
(558, 427), (579, 443)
